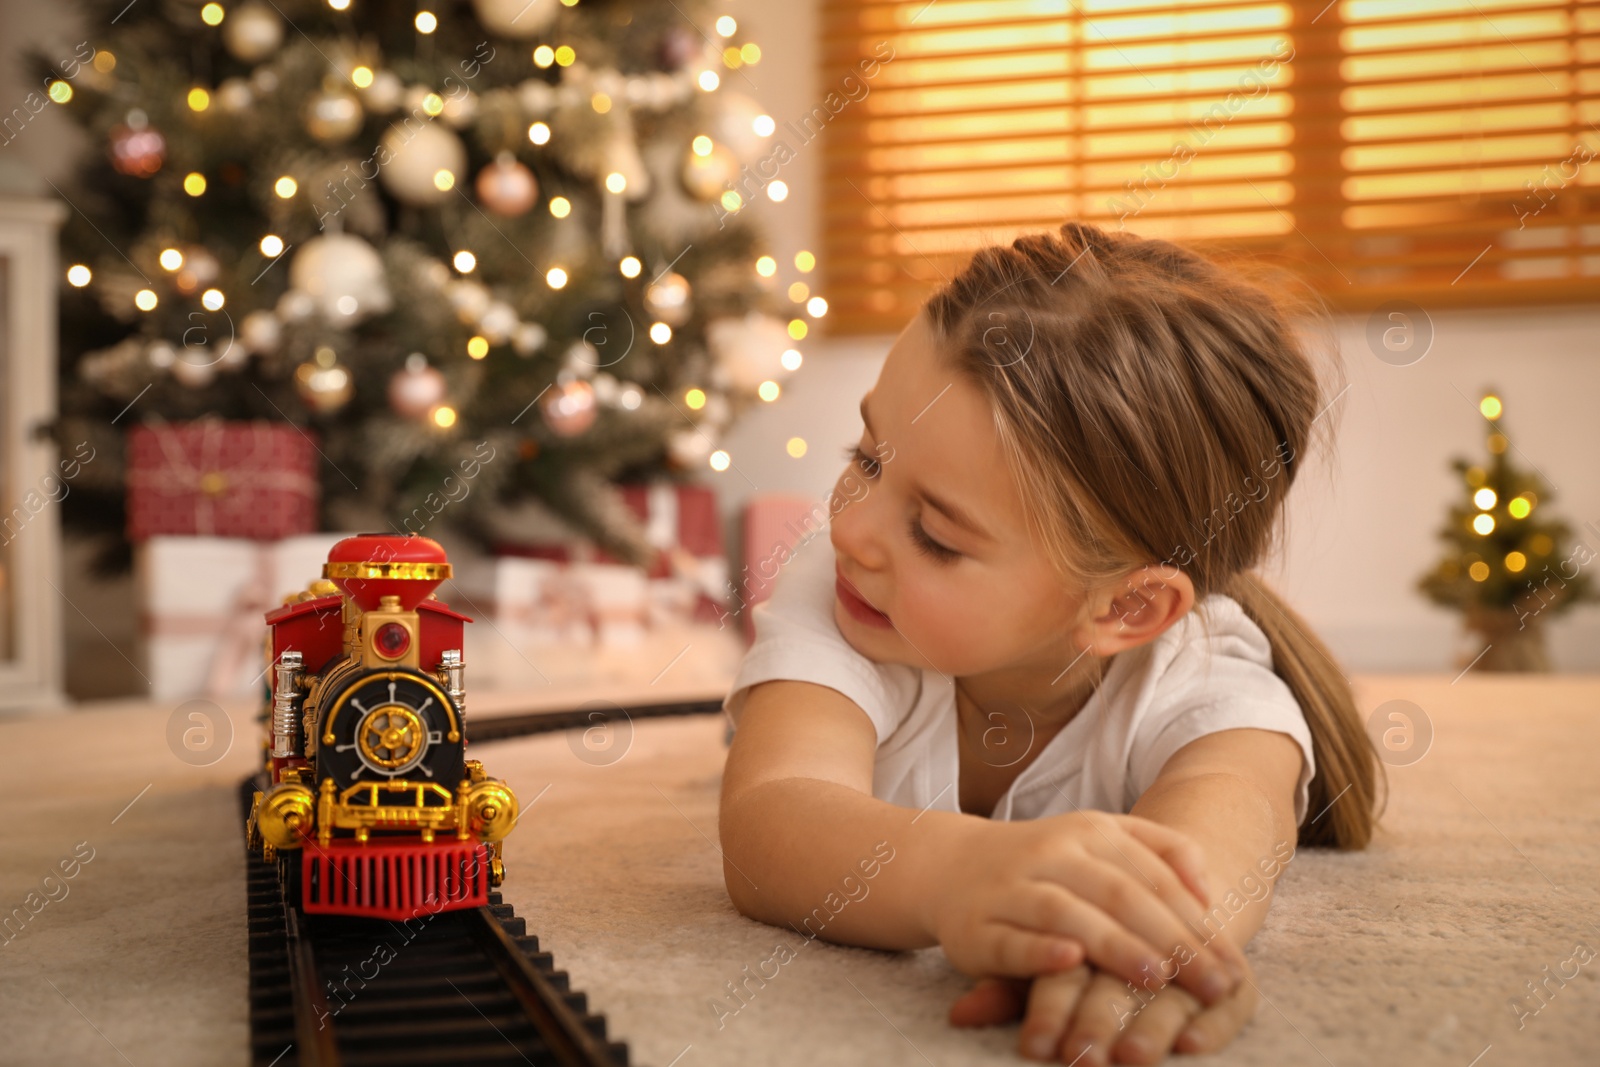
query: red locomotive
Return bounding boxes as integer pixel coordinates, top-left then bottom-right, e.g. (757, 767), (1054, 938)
(245, 533), (519, 920)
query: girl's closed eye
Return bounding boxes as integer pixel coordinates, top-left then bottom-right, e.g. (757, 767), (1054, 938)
(841, 443), (882, 479)
(841, 443), (961, 562)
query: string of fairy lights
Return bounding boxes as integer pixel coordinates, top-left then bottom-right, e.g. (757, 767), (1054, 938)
(1459, 393), (1544, 584)
(51, 2), (826, 474)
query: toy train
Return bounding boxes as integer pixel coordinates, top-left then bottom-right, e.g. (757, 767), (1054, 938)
(245, 533), (519, 920)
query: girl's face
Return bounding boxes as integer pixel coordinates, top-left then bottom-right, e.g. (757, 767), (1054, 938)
(828, 312), (1088, 678)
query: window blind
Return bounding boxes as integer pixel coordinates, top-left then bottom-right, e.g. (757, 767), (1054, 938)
(819, 0), (1600, 334)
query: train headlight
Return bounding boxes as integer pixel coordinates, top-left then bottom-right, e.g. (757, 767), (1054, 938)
(258, 783), (315, 849)
(373, 621), (411, 659)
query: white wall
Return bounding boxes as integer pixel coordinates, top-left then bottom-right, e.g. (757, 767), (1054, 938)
(717, 0), (1600, 672)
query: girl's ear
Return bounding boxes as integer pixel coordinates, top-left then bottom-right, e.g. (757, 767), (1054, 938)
(1073, 566), (1196, 656)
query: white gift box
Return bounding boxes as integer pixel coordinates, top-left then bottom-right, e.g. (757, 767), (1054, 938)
(491, 557), (649, 648)
(136, 533), (352, 702)
(491, 557), (595, 646)
(483, 556), (654, 689)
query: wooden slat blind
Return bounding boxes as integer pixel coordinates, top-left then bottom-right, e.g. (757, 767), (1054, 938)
(819, 0), (1600, 334)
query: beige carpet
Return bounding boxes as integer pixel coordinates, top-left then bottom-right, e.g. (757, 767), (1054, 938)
(1, 674), (1596, 1066)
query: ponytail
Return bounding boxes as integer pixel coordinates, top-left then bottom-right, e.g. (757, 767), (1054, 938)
(1222, 571), (1384, 849)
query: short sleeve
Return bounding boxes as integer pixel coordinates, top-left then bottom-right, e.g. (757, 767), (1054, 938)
(1126, 595), (1317, 826)
(722, 529), (920, 746)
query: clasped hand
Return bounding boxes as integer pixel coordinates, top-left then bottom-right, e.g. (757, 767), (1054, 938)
(948, 955), (1259, 1064)
(926, 811), (1255, 1063)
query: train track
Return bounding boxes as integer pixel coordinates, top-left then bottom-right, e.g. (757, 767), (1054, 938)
(466, 697), (727, 742)
(244, 699), (723, 1066)
(243, 781), (631, 1067)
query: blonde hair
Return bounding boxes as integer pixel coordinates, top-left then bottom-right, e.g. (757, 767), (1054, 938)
(924, 222), (1381, 849)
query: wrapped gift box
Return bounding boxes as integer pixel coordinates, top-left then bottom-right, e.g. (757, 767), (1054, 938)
(738, 493), (829, 643)
(137, 533), (351, 701)
(126, 419), (320, 541)
(494, 481), (730, 633)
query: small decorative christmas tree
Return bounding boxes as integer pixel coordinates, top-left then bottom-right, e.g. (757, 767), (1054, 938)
(1417, 390), (1597, 671)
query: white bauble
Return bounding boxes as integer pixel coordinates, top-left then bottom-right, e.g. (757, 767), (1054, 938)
(562, 340), (599, 376)
(216, 78), (254, 113)
(446, 279), (491, 324)
(240, 309), (282, 354)
(705, 313), (794, 391)
(362, 70), (403, 114)
(222, 2), (283, 63)
(666, 429), (712, 467)
(146, 340), (176, 369)
(517, 79), (556, 114)
(377, 121), (467, 206)
(171, 346), (218, 387)
(681, 142), (739, 201)
(471, 0), (560, 38)
(417, 257), (451, 289)
(644, 272), (692, 326)
(276, 289), (315, 322)
(304, 86), (364, 143)
(591, 373), (619, 405)
(441, 90), (478, 130)
(287, 233), (393, 327)
(513, 322), (547, 356)
(216, 337), (250, 371)
(479, 301), (518, 343)
(713, 92), (772, 165)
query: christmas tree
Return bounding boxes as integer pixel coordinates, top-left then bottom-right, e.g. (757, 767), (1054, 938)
(34, 0), (810, 572)
(1417, 391), (1596, 670)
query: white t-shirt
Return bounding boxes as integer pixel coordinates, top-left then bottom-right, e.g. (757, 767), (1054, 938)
(724, 525), (1317, 826)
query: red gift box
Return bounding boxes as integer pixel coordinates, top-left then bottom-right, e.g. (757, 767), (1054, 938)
(126, 419), (320, 541)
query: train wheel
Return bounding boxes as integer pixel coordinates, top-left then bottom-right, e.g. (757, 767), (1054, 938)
(277, 848), (303, 909)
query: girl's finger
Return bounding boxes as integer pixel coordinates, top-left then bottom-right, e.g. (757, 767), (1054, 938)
(1017, 966), (1093, 1062)
(1078, 828), (1252, 983)
(1079, 819), (1216, 926)
(1054, 862), (1239, 1006)
(1059, 971), (1138, 1067)
(1174, 976), (1260, 1054)
(964, 921), (1084, 978)
(992, 888), (1168, 992)
(1111, 983), (1201, 1065)
(1116, 816), (1215, 908)
(948, 976), (1030, 1028)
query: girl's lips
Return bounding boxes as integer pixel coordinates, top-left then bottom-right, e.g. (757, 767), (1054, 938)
(835, 566), (893, 629)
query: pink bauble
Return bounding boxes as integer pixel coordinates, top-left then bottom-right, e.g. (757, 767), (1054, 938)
(388, 361), (447, 417)
(110, 123), (166, 177)
(476, 155), (538, 217)
(540, 379), (597, 437)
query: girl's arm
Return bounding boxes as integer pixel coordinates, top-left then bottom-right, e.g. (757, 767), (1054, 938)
(1127, 726), (1305, 952)
(720, 680), (1249, 1000)
(718, 678), (974, 951)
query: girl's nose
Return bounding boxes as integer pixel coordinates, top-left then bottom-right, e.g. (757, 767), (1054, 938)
(829, 472), (888, 571)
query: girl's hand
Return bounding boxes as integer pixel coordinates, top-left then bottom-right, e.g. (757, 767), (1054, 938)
(925, 811), (1247, 1006)
(948, 956), (1260, 1064)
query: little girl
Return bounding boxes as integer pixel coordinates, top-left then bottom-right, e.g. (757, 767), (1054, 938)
(718, 222), (1380, 1065)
